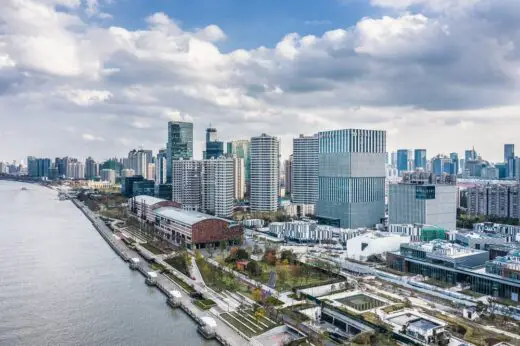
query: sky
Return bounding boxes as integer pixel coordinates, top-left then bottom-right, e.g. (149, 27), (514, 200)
(1, 0), (520, 163)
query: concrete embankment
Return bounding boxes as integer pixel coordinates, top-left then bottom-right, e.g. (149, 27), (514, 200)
(70, 199), (246, 346)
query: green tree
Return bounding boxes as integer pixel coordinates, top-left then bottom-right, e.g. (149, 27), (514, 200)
(246, 260), (262, 276)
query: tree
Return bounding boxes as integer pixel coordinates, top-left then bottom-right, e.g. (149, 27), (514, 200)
(252, 288), (262, 302)
(281, 249), (296, 264)
(236, 248), (249, 260)
(247, 260), (262, 276)
(278, 266), (288, 287)
(254, 307), (265, 323)
(219, 240), (227, 254)
(263, 248), (277, 266)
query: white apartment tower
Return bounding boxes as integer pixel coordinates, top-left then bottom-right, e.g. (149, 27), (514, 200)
(292, 134), (319, 204)
(250, 134), (280, 212)
(172, 160), (202, 211)
(232, 156), (245, 200)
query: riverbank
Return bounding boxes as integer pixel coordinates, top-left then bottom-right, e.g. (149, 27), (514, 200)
(71, 198), (248, 346)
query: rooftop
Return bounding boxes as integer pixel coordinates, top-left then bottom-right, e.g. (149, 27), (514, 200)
(155, 207), (225, 226)
(408, 318), (440, 332)
(458, 231), (506, 240)
(133, 195), (167, 206)
(404, 240), (486, 259)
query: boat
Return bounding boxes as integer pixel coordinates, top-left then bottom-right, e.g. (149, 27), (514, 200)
(197, 317), (216, 339)
(145, 271), (158, 286)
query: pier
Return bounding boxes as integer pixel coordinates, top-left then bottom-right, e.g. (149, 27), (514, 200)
(72, 199), (248, 346)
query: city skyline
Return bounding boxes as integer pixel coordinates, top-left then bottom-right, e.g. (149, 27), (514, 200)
(2, 0), (520, 162)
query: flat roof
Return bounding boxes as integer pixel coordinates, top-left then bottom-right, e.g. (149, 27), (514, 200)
(134, 195), (166, 206)
(408, 318), (440, 332)
(155, 207), (227, 226)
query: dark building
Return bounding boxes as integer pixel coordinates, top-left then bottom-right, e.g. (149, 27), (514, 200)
(121, 175), (144, 197)
(155, 183), (172, 200)
(28, 157), (51, 178)
(203, 127), (224, 159)
(133, 180), (155, 197)
(167, 121), (193, 183)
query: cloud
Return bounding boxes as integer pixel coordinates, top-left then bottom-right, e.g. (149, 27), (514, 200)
(82, 133), (105, 141)
(1, 0), (520, 162)
(304, 20), (332, 26)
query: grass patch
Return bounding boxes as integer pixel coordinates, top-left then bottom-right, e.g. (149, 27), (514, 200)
(164, 272), (196, 294)
(194, 299), (216, 310)
(459, 289), (485, 298)
(381, 304), (405, 314)
(164, 253), (191, 277)
(141, 242), (163, 255)
(423, 278), (454, 289)
(266, 296), (284, 306)
(377, 267), (407, 276)
(150, 263), (166, 272)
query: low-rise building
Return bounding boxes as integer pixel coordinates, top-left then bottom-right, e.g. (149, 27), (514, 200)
(473, 222), (520, 243)
(242, 219), (265, 228)
(346, 231), (410, 261)
(454, 231), (507, 251)
(128, 195), (243, 249)
(267, 221), (365, 243)
(388, 224), (447, 242)
(384, 310), (449, 345)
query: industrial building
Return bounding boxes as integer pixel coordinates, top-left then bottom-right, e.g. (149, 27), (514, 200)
(128, 196), (243, 249)
(387, 240), (520, 300)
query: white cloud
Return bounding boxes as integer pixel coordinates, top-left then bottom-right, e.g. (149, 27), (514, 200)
(1, 0), (520, 162)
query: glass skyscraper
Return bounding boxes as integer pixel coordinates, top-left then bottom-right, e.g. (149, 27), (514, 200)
(316, 129), (386, 228)
(397, 149), (409, 173)
(292, 134), (319, 205)
(414, 149), (427, 170)
(167, 121), (193, 183)
(203, 127), (224, 159)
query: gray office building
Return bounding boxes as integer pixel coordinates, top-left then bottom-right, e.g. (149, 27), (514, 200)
(292, 134), (319, 205)
(316, 129), (386, 228)
(250, 134), (280, 212)
(167, 121), (193, 183)
(389, 171), (457, 230)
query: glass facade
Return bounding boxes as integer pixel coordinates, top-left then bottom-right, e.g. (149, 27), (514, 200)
(167, 121), (193, 183)
(414, 149), (427, 170)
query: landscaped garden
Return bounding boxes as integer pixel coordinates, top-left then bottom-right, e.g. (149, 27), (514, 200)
(164, 252), (191, 277)
(194, 298), (216, 310)
(141, 242), (164, 255)
(164, 272), (196, 294)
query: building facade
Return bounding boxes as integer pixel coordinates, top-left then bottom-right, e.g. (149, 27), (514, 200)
(227, 139), (250, 191)
(292, 134), (319, 205)
(284, 155), (293, 196)
(155, 149), (167, 185)
(250, 134), (280, 212)
(100, 168), (116, 184)
(203, 127), (224, 159)
(467, 184), (520, 220)
(316, 129), (386, 228)
(232, 156), (245, 200)
(172, 160), (202, 211)
(167, 121), (193, 183)
(388, 172), (457, 230)
(414, 149), (427, 170)
(85, 157), (98, 180)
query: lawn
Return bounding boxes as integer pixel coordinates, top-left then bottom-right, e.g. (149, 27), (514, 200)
(164, 272), (196, 294)
(141, 242), (164, 255)
(196, 258), (253, 298)
(194, 299), (216, 310)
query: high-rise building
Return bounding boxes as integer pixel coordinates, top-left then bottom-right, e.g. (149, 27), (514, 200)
(388, 171), (457, 230)
(284, 156), (293, 196)
(465, 148), (477, 163)
(147, 163), (156, 182)
(100, 168), (116, 184)
(316, 129), (386, 228)
(172, 158), (234, 217)
(172, 160), (202, 211)
(203, 127), (224, 159)
(167, 121), (193, 183)
(450, 153), (459, 175)
(397, 149), (409, 174)
(120, 168), (135, 178)
(292, 134), (319, 205)
(504, 144), (515, 163)
(121, 175), (144, 197)
(432, 155), (453, 175)
(85, 157), (98, 180)
(232, 156), (245, 200)
(128, 149), (153, 179)
(67, 161), (85, 179)
(250, 134), (280, 212)
(155, 149), (167, 185)
(414, 149), (427, 170)
(227, 140), (251, 192)
(467, 184), (520, 219)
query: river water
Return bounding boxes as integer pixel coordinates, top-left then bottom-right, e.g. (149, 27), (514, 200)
(0, 181), (218, 346)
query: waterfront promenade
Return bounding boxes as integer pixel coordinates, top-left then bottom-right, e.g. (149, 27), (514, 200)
(72, 199), (249, 346)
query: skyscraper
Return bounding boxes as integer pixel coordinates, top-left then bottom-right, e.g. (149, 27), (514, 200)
(450, 152), (459, 175)
(227, 140), (250, 191)
(127, 149), (152, 178)
(232, 156), (245, 200)
(414, 149), (427, 170)
(155, 149), (167, 185)
(397, 149), (409, 174)
(432, 155), (452, 175)
(465, 148), (477, 163)
(172, 160), (202, 211)
(250, 134), (280, 212)
(167, 121), (193, 183)
(504, 144), (515, 162)
(85, 157), (98, 180)
(316, 129), (386, 228)
(284, 156), (293, 196)
(203, 127), (224, 159)
(292, 134), (319, 205)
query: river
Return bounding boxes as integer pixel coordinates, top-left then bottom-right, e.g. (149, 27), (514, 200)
(0, 181), (218, 346)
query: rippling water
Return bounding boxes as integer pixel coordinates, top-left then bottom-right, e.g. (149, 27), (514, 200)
(0, 181), (218, 346)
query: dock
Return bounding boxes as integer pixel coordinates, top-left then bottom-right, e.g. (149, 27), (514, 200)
(72, 199), (248, 346)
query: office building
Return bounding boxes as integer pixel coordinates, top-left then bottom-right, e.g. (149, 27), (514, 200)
(232, 156), (245, 200)
(414, 149), (427, 170)
(227, 140), (251, 190)
(316, 129), (386, 228)
(450, 153), (459, 175)
(504, 144), (515, 163)
(128, 196), (243, 249)
(100, 168), (116, 184)
(389, 171), (457, 230)
(284, 156), (293, 196)
(397, 149), (409, 174)
(203, 127), (224, 159)
(465, 148), (477, 162)
(387, 240), (520, 300)
(292, 134), (319, 205)
(250, 134), (280, 212)
(121, 175), (144, 197)
(133, 180), (155, 197)
(85, 157), (98, 180)
(155, 149), (167, 185)
(432, 155), (453, 175)
(155, 183), (172, 200)
(167, 121), (193, 183)
(27, 157), (51, 178)
(481, 166), (499, 180)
